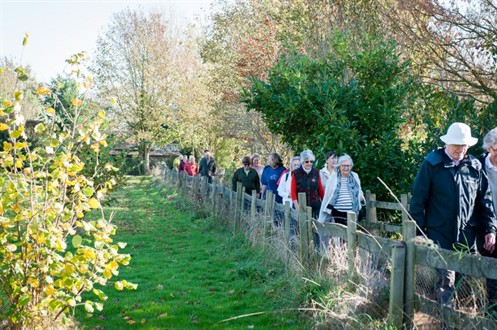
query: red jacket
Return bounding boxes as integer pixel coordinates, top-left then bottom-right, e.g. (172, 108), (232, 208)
(184, 162), (198, 176)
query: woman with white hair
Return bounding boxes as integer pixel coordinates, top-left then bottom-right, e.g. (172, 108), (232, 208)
(319, 154), (366, 226)
(290, 149), (324, 217)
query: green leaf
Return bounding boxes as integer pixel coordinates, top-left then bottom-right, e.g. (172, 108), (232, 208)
(93, 288), (108, 301)
(82, 187), (94, 197)
(18, 294), (31, 307)
(72, 235), (82, 248)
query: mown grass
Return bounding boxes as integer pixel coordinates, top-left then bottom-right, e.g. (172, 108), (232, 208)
(75, 176), (310, 329)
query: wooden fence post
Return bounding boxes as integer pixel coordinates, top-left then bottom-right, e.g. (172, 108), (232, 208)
(307, 206), (317, 266)
(234, 182), (243, 233)
(263, 191), (274, 247)
(389, 242), (406, 328)
(211, 178), (217, 213)
(403, 219), (416, 329)
(178, 171), (184, 190)
(401, 193), (409, 223)
(250, 190), (257, 224)
(200, 176), (208, 200)
(365, 190), (378, 235)
(298, 192), (308, 263)
(215, 186), (223, 218)
(347, 211), (358, 282)
(284, 201), (291, 243)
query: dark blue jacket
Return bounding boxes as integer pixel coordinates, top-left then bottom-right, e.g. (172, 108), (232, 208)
(410, 147), (496, 250)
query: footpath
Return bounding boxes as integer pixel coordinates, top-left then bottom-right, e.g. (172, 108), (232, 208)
(76, 176), (307, 329)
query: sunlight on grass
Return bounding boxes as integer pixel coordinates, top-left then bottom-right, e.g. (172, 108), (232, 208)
(75, 176), (307, 329)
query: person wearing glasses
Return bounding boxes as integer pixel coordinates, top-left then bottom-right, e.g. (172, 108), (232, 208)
(291, 150), (324, 248)
(232, 156), (261, 197)
(409, 122), (496, 310)
(291, 150), (324, 217)
(319, 154), (366, 226)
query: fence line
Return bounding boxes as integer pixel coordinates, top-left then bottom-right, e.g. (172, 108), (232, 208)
(166, 168), (497, 329)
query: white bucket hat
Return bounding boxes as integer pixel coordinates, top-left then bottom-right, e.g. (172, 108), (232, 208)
(440, 122), (478, 146)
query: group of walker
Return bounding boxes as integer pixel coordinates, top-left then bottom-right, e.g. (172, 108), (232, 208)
(229, 122), (497, 318)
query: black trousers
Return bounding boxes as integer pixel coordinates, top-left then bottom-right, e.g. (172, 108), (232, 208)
(331, 209), (347, 225)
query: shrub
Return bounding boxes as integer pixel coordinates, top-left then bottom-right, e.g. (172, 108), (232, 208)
(0, 53), (135, 328)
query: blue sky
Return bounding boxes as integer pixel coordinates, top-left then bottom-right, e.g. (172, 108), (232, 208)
(1, 0), (214, 83)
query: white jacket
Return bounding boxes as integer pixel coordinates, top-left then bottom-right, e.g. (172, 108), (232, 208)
(318, 171), (365, 222)
(277, 171), (293, 206)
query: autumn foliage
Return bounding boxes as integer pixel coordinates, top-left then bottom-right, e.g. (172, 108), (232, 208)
(0, 52), (135, 328)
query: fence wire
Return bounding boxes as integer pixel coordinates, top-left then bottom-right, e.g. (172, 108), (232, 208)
(164, 169), (497, 329)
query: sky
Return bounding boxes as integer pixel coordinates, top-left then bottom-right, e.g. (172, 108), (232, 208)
(0, 0), (215, 83)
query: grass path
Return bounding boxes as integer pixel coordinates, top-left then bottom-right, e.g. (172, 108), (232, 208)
(76, 176), (307, 329)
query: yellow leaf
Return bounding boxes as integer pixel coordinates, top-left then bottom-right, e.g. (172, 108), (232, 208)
(103, 268), (112, 279)
(71, 98), (83, 107)
(0, 123), (8, 131)
(46, 107), (56, 116)
(35, 86), (50, 95)
(158, 313), (168, 319)
(114, 281), (124, 291)
(27, 278), (39, 288)
(127, 320), (136, 325)
(107, 261), (118, 271)
(12, 204), (20, 213)
(14, 91), (23, 101)
(109, 97), (117, 105)
(84, 302), (94, 313)
(3, 142), (12, 151)
(22, 33), (29, 46)
(88, 198), (100, 209)
(141, 319), (147, 324)
(14, 142), (27, 150)
(3, 100), (12, 107)
(45, 285), (55, 296)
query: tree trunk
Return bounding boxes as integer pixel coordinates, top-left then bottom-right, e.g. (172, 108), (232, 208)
(140, 142), (152, 175)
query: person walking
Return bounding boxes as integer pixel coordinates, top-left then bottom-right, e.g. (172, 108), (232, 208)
(184, 155), (198, 176)
(409, 122), (496, 308)
(477, 127), (497, 317)
(291, 150), (324, 247)
(177, 155), (186, 173)
(250, 153), (265, 183)
(232, 156), (261, 195)
(318, 154), (365, 251)
(277, 155), (301, 206)
(319, 151), (337, 190)
(319, 154), (366, 226)
(260, 152), (286, 204)
(199, 150), (216, 183)
(291, 149), (325, 216)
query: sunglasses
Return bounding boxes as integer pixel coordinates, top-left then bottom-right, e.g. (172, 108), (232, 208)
(304, 160), (314, 164)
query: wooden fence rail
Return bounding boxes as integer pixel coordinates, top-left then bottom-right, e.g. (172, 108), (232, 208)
(166, 167), (497, 329)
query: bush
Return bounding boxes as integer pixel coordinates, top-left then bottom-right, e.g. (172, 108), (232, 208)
(0, 54), (135, 328)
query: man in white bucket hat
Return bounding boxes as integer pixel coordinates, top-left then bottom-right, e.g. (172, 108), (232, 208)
(410, 122), (496, 310)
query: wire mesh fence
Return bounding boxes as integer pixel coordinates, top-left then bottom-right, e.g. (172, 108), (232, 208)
(163, 167), (497, 329)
